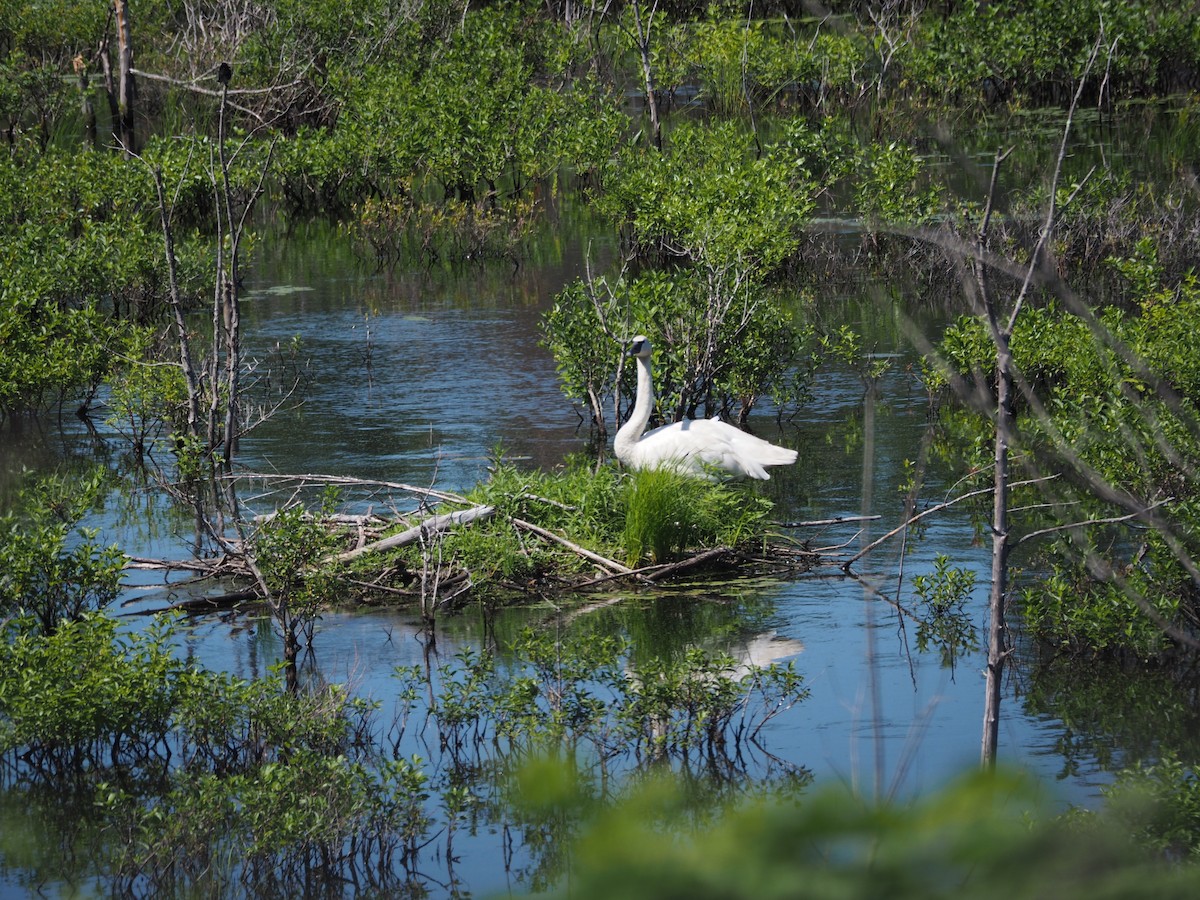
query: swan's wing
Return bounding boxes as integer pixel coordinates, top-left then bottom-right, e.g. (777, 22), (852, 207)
(633, 419), (796, 480)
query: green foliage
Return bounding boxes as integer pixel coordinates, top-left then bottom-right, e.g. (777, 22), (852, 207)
(909, 0), (1188, 106)
(105, 326), (190, 456)
(854, 139), (944, 225)
(684, 17), (869, 114)
(543, 270), (816, 429)
(621, 467), (772, 566)
(912, 554), (980, 670)
(252, 489), (347, 660)
(0, 470), (123, 636)
(273, 5), (626, 226)
(0, 148), (211, 420)
(595, 119), (812, 272)
(932, 268), (1200, 655)
(822, 324), (893, 386)
(0, 604), (811, 894)
(0, 614), (177, 769)
(445, 458), (628, 587)
(548, 767), (1200, 900)
(405, 459), (779, 595)
(104, 750), (430, 895)
(0, 609), (426, 894)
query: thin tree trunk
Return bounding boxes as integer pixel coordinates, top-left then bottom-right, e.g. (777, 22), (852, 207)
(974, 146), (1012, 769)
(113, 0), (136, 154)
(981, 337), (1012, 768)
(631, 3), (661, 150)
(217, 76), (241, 468)
(150, 168), (202, 441)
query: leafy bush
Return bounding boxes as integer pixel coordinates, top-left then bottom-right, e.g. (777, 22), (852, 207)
(0, 614), (178, 773)
(931, 264), (1200, 655)
(544, 269), (815, 433)
(0, 470), (123, 635)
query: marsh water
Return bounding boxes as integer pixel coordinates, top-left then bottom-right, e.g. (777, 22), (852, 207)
(5, 107), (1200, 895)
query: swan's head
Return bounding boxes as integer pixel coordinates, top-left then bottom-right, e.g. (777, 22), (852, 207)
(630, 335), (652, 359)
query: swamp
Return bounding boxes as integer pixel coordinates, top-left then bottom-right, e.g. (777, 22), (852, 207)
(3, 1), (1200, 896)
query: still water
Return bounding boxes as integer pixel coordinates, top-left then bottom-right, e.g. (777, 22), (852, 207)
(0, 214), (1136, 895)
(196, 219), (1104, 797)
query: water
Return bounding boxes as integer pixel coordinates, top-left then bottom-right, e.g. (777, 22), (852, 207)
(213, 219), (1107, 807)
(0, 206), (1164, 896)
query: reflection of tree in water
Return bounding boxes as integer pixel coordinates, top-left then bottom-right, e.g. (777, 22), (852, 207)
(1018, 643), (1200, 776)
(391, 612), (811, 895)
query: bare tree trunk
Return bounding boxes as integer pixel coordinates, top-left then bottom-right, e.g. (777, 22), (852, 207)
(150, 169), (202, 441)
(630, 2), (661, 150)
(974, 147), (1012, 769)
(981, 335), (1012, 768)
(217, 73), (242, 469)
(113, 0), (136, 154)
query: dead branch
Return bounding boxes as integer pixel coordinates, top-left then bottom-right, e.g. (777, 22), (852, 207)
(227, 472), (468, 505)
(334, 505), (495, 563)
(509, 517), (633, 575)
(841, 476), (1058, 572)
(778, 514), (882, 528)
(124, 555), (228, 573)
(642, 546), (730, 582)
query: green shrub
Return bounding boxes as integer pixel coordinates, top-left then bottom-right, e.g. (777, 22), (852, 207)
(0, 470), (123, 635)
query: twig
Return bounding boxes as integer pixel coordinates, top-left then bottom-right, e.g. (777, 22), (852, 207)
(841, 476), (1057, 571)
(509, 517), (632, 575)
(1016, 497), (1174, 546)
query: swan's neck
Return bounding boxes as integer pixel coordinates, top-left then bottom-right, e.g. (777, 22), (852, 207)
(614, 355), (655, 461)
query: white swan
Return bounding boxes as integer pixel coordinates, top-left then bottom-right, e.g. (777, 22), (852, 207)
(613, 335), (798, 480)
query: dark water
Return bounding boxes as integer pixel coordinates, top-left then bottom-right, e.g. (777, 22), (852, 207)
(1, 187), (1174, 894)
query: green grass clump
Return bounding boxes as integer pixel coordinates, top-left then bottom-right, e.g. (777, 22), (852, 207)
(620, 467), (773, 567)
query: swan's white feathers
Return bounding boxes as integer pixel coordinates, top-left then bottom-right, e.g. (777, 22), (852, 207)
(613, 336), (797, 481)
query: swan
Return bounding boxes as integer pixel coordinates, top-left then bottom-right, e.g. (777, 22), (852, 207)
(613, 335), (798, 480)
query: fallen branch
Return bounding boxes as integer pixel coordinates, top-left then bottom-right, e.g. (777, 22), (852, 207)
(334, 505), (495, 563)
(124, 556), (228, 574)
(510, 517), (633, 575)
(841, 476), (1057, 571)
(643, 547), (731, 582)
(778, 515), (882, 528)
(129, 590), (259, 617)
